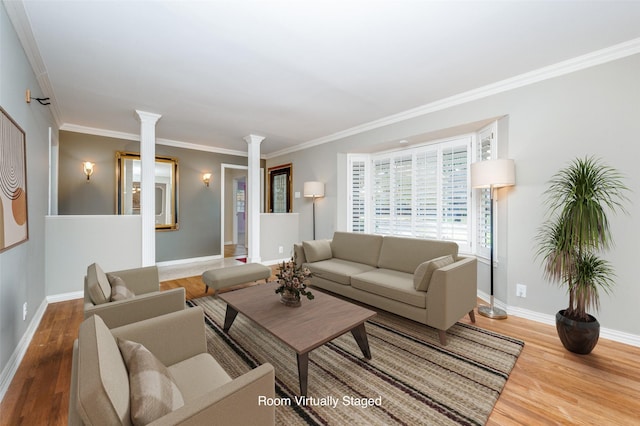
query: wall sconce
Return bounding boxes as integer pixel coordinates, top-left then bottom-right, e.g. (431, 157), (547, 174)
(202, 172), (212, 187)
(83, 161), (95, 181)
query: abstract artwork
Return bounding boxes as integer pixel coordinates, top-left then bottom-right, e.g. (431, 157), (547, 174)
(0, 107), (28, 252)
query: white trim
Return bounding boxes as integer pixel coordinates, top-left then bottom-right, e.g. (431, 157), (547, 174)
(156, 254), (222, 267)
(0, 299), (48, 402)
(59, 123), (258, 158)
(46, 291), (83, 304)
(265, 37), (640, 159)
(477, 291), (640, 348)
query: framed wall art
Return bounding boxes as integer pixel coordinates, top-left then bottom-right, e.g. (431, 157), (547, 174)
(0, 107), (28, 252)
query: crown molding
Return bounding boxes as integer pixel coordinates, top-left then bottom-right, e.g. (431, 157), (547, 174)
(3, 0), (63, 126)
(59, 123), (255, 158)
(266, 37), (640, 159)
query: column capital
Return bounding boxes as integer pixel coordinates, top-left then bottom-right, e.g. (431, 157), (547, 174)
(135, 110), (162, 125)
(243, 134), (265, 145)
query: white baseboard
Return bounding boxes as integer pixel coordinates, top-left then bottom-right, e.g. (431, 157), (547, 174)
(477, 291), (640, 347)
(262, 257), (291, 266)
(0, 298), (48, 402)
(156, 254), (222, 267)
(47, 291), (83, 304)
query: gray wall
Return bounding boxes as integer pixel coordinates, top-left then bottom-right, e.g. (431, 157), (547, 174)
(58, 131), (253, 262)
(268, 54), (640, 337)
(0, 3), (56, 375)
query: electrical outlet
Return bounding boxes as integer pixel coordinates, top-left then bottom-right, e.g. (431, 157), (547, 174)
(278, 246), (284, 254)
(516, 283), (527, 298)
(23, 302), (28, 321)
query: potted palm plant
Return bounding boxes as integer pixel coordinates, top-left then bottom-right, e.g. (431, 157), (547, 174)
(536, 156), (629, 354)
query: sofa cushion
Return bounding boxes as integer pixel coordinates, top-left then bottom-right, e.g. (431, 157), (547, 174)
(108, 274), (136, 301)
(351, 269), (427, 308)
(413, 255), (455, 291)
(302, 239), (332, 263)
(87, 263), (111, 305)
(330, 232), (383, 267)
(306, 258), (376, 286)
(168, 353), (232, 402)
(117, 338), (185, 426)
(378, 236), (459, 273)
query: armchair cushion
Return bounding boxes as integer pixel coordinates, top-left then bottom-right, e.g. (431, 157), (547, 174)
(108, 274), (136, 301)
(413, 255), (454, 291)
(117, 338), (185, 425)
(87, 263), (111, 305)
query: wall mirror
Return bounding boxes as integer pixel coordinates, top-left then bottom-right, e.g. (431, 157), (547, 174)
(116, 152), (179, 230)
(267, 163), (292, 213)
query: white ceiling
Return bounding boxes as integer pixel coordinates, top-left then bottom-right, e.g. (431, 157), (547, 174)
(11, 1), (640, 156)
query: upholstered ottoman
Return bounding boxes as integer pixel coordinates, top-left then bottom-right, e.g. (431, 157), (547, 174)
(202, 263), (272, 295)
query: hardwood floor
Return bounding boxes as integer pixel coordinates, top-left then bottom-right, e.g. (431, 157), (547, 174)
(2, 274), (639, 425)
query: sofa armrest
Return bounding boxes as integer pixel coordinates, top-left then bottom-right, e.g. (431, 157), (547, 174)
(293, 243), (307, 269)
(426, 256), (477, 331)
(149, 363), (276, 426)
(110, 306), (206, 366)
(83, 287), (185, 329)
(109, 265), (160, 295)
(68, 340), (84, 426)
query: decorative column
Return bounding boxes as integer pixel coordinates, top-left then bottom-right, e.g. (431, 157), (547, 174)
(244, 134), (265, 263)
(135, 110), (162, 266)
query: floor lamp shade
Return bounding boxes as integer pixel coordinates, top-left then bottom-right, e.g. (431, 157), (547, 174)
(470, 159), (516, 189)
(303, 181), (325, 198)
(303, 181), (324, 239)
(470, 158), (515, 320)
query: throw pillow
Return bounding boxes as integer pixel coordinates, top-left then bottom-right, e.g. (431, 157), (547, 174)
(117, 338), (185, 426)
(413, 255), (455, 292)
(107, 274), (136, 301)
(303, 239), (332, 263)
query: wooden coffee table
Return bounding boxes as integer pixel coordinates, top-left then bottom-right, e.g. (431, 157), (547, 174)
(218, 283), (376, 396)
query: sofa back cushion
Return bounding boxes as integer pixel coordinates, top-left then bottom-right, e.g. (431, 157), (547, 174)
(302, 239), (332, 263)
(330, 232), (384, 267)
(378, 236), (458, 273)
(86, 263), (112, 305)
(77, 315), (132, 425)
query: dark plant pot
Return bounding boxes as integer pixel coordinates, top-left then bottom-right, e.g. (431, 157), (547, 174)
(555, 309), (600, 355)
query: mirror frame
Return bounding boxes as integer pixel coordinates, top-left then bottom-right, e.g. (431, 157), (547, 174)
(116, 151), (179, 231)
(267, 163), (293, 213)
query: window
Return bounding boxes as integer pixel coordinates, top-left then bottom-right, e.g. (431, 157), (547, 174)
(349, 135), (472, 251)
(475, 126), (494, 258)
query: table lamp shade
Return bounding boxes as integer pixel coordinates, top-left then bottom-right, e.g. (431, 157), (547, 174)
(304, 181), (325, 198)
(470, 159), (515, 189)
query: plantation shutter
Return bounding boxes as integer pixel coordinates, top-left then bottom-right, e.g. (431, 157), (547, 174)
(348, 156), (368, 233)
(372, 158), (391, 234)
(441, 143), (470, 248)
(393, 155), (412, 236)
(415, 150), (439, 239)
(476, 126), (493, 257)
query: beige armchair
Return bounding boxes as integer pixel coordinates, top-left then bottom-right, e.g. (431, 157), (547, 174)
(69, 307), (275, 425)
(83, 263), (186, 328)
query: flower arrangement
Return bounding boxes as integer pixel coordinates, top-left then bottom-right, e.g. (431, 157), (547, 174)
(274, 257), (314, 303)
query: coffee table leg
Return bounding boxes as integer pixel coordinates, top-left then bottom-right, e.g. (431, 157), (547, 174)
(351, 323), (372, 359)
(297, 352), (309, 396)
(223, 305), (238, 332)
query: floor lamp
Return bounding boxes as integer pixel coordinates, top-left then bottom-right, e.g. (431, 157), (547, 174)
(303, 181), (324, 240)
(470, 159), (515, 319)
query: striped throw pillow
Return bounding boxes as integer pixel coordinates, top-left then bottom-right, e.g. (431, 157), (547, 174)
(117, 338), (184, 425)
(107, 274), (136, 301)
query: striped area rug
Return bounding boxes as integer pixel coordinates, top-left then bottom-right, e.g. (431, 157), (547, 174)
(188, 296), (524, 426)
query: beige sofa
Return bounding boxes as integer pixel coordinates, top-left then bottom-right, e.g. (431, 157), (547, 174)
(84, 263), (186, 328)
(69, 307), (275, 425)
(295, 232), (477, 344)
